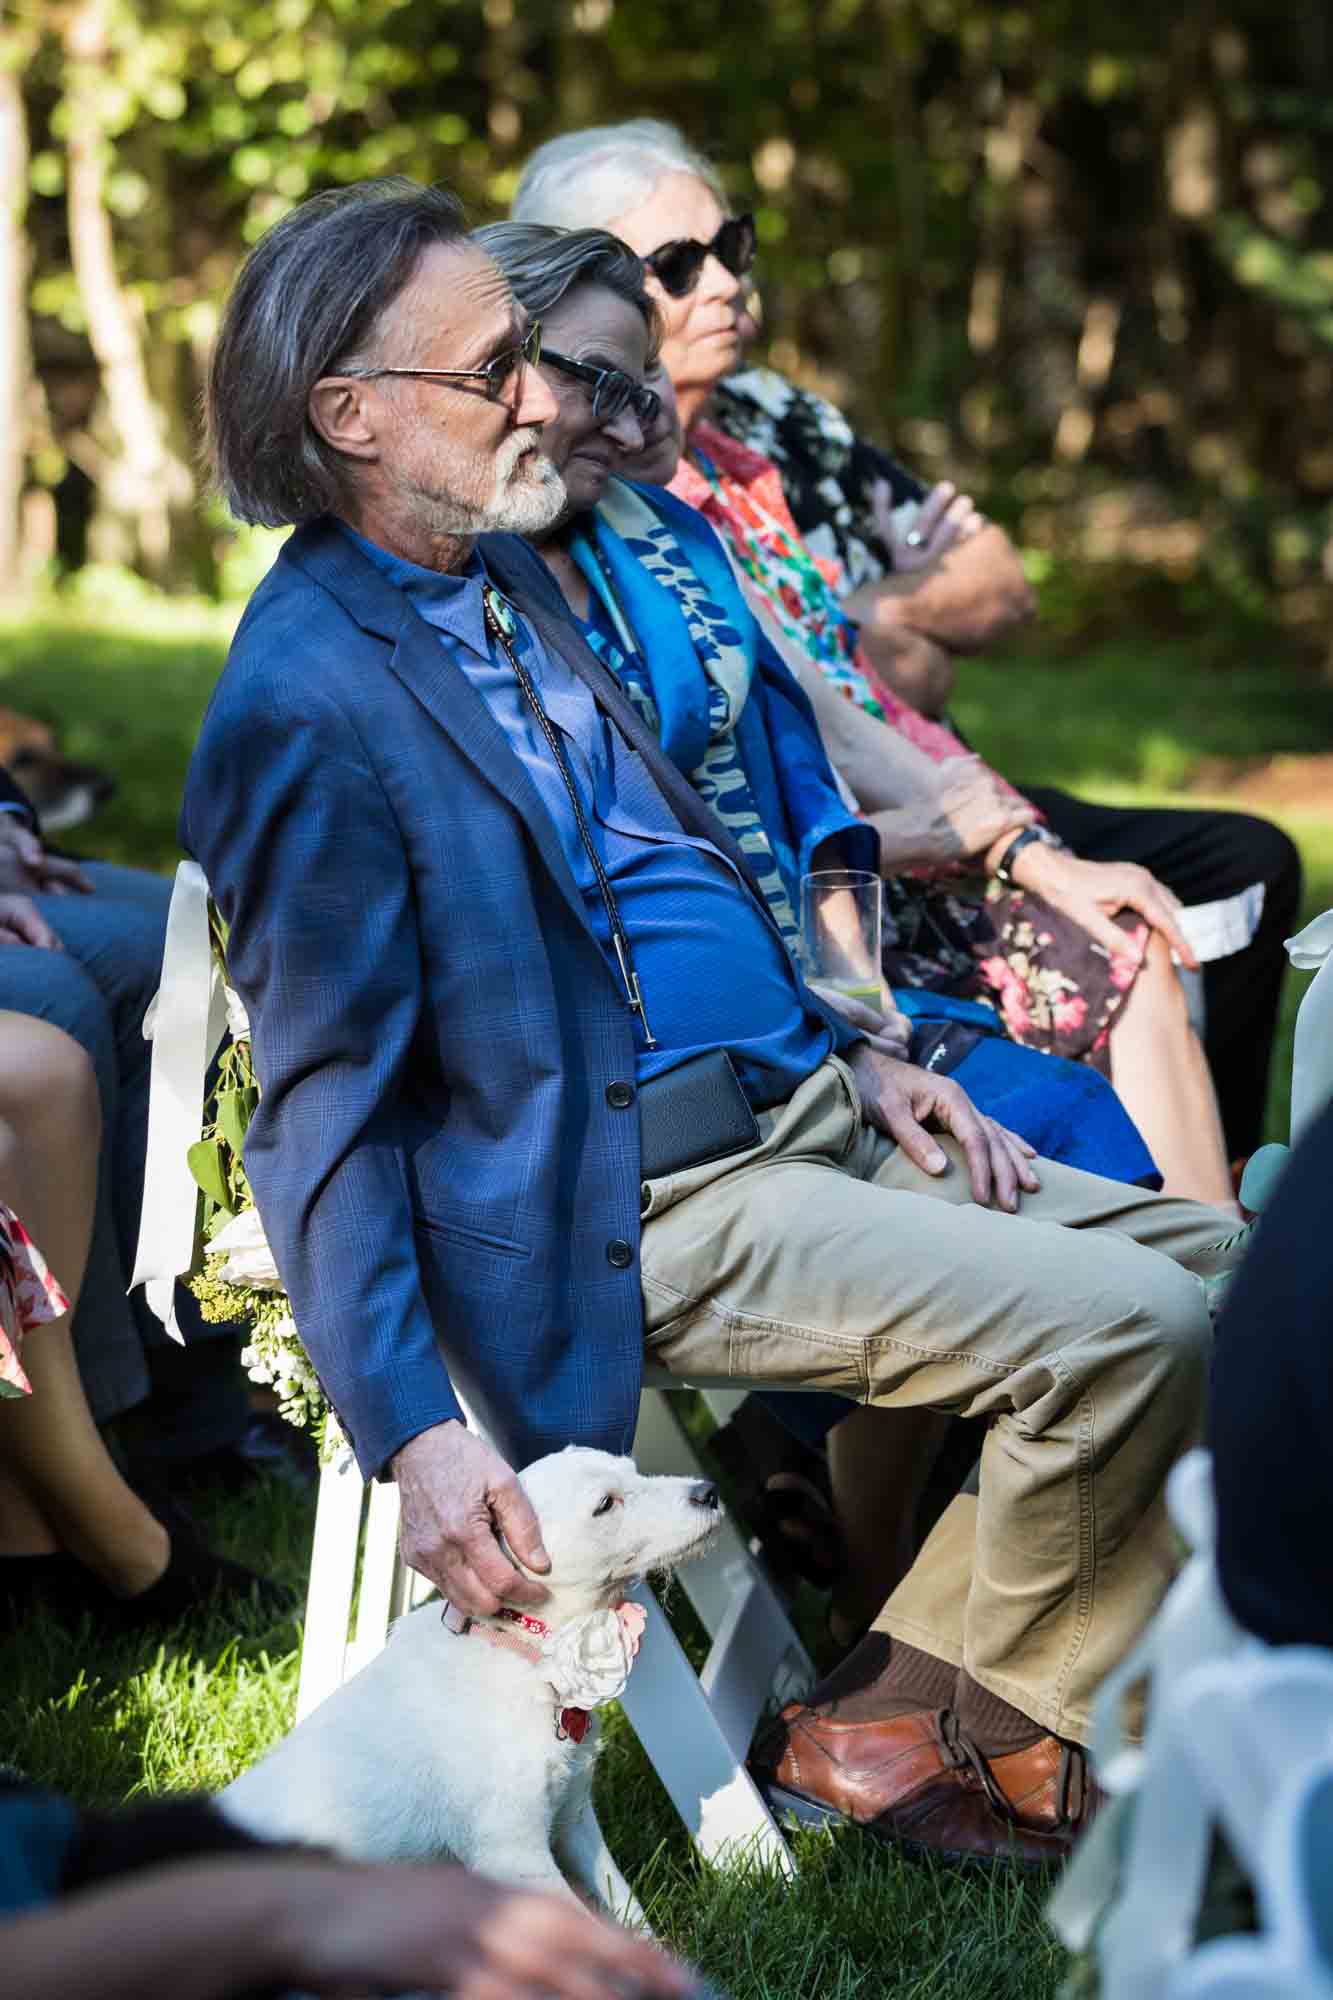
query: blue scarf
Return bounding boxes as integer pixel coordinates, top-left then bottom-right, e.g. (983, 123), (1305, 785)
(571, 480), (878, 951)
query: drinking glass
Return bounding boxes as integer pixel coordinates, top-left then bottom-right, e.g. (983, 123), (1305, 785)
(799, 869), (884, 1011)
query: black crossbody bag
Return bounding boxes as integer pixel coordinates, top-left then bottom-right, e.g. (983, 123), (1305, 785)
(482, 586), (761, 1180)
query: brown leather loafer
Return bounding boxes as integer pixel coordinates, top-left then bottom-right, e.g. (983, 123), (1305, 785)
(751, 1701), (974, 1831)
(751, 1704), (1090, 1870)
(985, 1732), (1102, 1836)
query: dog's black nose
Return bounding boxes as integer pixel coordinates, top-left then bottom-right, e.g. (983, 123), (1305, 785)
(689, 1480), (720, 1511)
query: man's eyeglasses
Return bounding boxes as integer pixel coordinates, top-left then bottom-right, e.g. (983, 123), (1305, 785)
(352, 322), (542, 403)
(541, 349), (662, 427)
(642, 214), (756, 299)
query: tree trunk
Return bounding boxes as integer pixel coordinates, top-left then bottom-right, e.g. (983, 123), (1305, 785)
(0, 51), (30, 601)
(62, 0), (191, 585)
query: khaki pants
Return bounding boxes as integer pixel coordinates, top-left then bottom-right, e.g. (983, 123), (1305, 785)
(639, 1058), (1237, 1744)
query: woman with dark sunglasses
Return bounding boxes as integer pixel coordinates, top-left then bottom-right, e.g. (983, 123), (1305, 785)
(514, 126), (759, 437)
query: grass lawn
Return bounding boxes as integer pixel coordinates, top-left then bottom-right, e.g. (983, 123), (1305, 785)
(0, 598), (1330, 1998)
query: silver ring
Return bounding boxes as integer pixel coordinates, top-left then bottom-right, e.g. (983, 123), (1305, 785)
(904, 529), (925, 548)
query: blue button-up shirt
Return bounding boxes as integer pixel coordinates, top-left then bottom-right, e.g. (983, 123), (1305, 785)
(344, 527), (836, 1108)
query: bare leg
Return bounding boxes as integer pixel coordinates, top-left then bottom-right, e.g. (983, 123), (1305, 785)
(825, 1405), (951, 1647)
(1109, 934), (1241, 1213)
(0, 1457), (59, 1553)
(0, 1013), (168, 1594)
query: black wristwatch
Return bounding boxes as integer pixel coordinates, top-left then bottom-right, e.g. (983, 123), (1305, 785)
(993, 823), (1065, 886)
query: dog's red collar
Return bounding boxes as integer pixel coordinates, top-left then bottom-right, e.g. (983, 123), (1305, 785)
(496, 1606), (552, 1641)
(441, 1602), (588, 1742)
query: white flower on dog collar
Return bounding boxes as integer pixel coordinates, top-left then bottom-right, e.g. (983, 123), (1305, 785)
(542, 1602), (647, 1710)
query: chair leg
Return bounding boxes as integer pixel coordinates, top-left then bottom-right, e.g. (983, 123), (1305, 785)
(344, 1477), (403, 1678)
(296, 1449), (366, 1723)
(619, 1585), (795, 1877)
(632, 1390), (812, 1689)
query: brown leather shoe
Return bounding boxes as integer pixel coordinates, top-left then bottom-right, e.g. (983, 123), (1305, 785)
(751, 1702), (972, 1828)
(751, 1703), (1088, 1869)
(985, 1733), (1102, 1836)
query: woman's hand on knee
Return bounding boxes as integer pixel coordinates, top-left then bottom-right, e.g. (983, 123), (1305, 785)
(0, 894), (61, 951)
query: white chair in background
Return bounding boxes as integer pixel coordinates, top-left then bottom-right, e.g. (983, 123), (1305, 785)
(1049, 1453), (1333, 2000)
(1237, 909), (1333, 1209)
(1049, 907), (1333, 1998)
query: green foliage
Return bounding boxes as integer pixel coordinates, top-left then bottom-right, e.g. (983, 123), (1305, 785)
(8, 0), (1333, 638)
(181, 993), (335, 1444)
(185, 1136), (231, 1213)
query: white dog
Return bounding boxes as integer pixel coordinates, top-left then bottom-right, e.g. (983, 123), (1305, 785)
(221, 1447), (722, 1921)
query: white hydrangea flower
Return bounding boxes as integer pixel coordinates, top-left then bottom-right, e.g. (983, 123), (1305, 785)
(210, 1207), (282, 1289)
(542, 1603), (646, 1710)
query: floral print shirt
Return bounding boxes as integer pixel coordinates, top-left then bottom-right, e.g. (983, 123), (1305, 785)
(709, 367), (923, 594)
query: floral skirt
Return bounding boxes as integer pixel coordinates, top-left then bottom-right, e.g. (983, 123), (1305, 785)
(0, 1207), (69, 1399)
(883, 876), (1149, 1076)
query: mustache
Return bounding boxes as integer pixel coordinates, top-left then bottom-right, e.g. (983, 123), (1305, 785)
(498, 426), (546, 472)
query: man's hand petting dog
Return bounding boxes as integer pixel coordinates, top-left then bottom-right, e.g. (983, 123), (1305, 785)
(849, 1044), (1040, 1213)
(393, 1419), (552, 1616)
(0, 818), (92, 898)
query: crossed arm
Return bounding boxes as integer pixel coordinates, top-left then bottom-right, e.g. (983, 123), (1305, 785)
(844, 482), (1036, 715)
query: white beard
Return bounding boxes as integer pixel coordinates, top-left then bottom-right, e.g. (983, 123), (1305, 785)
(418, 429), (567, 538)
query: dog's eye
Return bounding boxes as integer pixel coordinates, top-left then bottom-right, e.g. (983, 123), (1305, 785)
(593, 1493), (617, 1516)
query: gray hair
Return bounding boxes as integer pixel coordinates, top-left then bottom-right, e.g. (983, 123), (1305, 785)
(511, 120), (724, 233)
(473, 223), (661, 354)
(206, 177), (468, 527)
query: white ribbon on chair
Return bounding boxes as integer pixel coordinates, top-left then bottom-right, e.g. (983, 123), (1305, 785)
(128, 860), (228, 1342)
(1235, 909), (1333, 1213)
(1287, 910), (1333, 1146)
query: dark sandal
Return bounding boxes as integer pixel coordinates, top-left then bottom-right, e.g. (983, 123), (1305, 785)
(760, 1470), (847, 1590)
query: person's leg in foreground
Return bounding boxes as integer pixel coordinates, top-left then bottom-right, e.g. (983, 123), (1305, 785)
(0, 1014), (169, 1606)
(0, 1012), (284, 1627)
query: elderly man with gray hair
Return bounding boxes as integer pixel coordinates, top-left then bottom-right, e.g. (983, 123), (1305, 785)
(186, 178), (1240, 1873)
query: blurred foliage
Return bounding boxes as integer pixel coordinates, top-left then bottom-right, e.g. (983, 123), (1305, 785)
(6, 0), (1333, 659)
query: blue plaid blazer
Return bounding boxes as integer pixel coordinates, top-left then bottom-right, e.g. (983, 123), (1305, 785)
(182, 517), (851, 1479)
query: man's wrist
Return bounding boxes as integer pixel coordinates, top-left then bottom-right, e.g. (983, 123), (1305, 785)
(392, 1415), (465, 1475)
